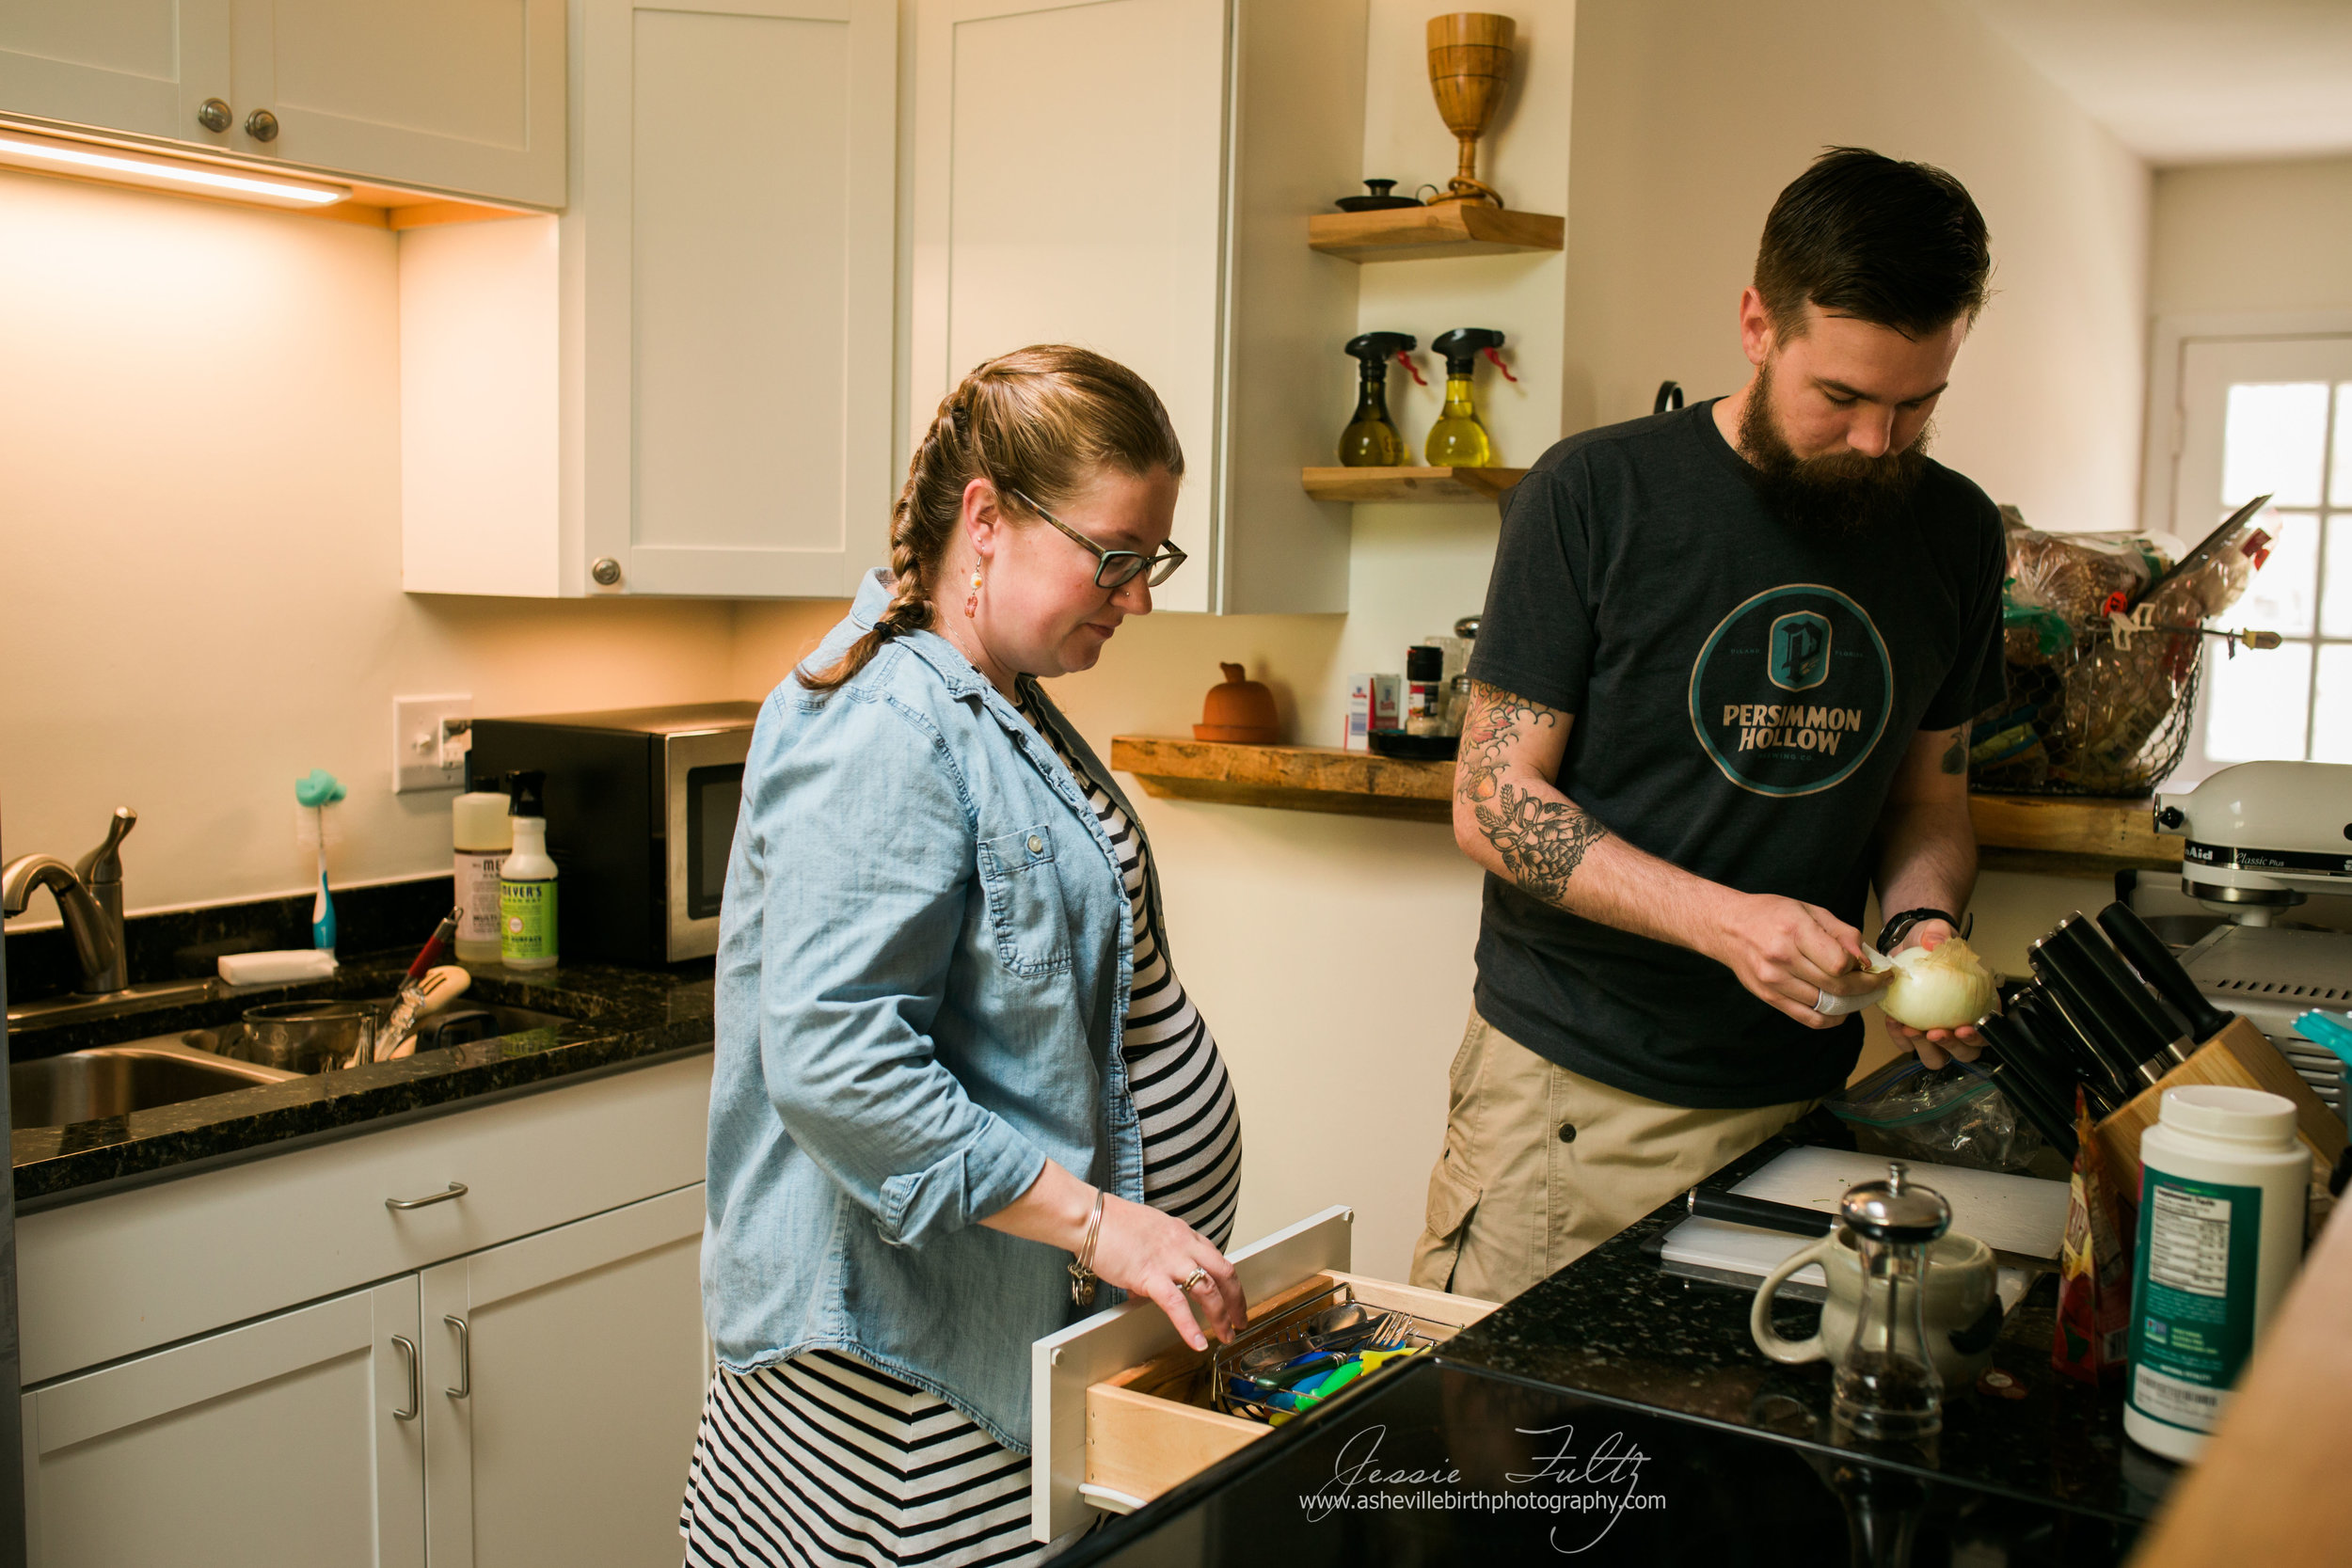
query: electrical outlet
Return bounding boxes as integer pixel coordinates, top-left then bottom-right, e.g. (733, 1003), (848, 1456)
(392, 693), (472, 793)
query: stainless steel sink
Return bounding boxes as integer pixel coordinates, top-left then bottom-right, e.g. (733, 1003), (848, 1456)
(11, 1041), (299, 1132)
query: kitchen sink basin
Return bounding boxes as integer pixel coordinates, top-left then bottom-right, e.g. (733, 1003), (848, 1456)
(11, 1042), (299, 1132)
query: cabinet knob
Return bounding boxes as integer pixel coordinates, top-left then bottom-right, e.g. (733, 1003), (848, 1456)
(591, 557), (623, 587)
(245, 108), (279, 143)
(197, 98), (232, 134)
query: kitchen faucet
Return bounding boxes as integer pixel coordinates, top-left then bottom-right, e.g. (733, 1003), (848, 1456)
(3, 807), (135, 996)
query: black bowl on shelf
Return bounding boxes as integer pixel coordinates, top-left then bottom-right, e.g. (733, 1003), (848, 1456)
(1367, 729), (1458, 761)
(1335, 179), (1422, 214)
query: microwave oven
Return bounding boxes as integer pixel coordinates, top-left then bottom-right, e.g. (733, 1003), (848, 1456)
(468, 702), (759, 965)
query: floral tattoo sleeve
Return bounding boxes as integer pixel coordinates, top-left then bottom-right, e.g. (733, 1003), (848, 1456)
(1455, 681), (1609, 905)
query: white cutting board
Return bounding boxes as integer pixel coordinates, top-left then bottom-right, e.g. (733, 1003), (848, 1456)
(1660, 1146), (2072, 1287)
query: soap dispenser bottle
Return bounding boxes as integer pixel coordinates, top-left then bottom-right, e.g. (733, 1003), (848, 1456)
(1338, 332), (1418, 467)
(452, 790), (512, 965)
(1424, 328), (1511, 467)
(498, 769), (558, 971)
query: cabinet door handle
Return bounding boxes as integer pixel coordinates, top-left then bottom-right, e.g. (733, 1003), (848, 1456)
(386, 1180), (468, 1211)
(444, 1315), (471, 1399)
(391, 1335), (421, 1421)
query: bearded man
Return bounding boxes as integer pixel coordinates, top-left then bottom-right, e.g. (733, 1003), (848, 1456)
(1411, 148), (2007, 1304)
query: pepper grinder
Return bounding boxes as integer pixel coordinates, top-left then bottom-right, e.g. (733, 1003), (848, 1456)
(1832, 1162), (1950, 1441)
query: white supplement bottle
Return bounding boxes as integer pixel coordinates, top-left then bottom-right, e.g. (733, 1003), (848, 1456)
(498, 769), (558, 971)
(452, 791), (511, 965)
(2122, 1085), (2307, 1462)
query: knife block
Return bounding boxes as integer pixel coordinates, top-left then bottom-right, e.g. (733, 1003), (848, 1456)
(2091, 1014), (2346, 1194)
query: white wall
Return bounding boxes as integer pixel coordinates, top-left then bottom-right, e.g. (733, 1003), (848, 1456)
(2148, 154), (2352, 315)
(0, 170), (739, 911)
(1560, 0), (2151, 537)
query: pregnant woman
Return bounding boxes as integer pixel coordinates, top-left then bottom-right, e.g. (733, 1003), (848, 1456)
(681, 345), (1248, 1567)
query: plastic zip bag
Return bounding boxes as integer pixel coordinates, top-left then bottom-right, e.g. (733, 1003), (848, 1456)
(1823, 1054), (2051, 1175)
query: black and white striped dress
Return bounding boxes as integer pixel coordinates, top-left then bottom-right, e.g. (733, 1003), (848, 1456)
(679, 694), (1243, 1568)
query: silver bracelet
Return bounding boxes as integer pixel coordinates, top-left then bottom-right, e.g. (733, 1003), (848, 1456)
(1068, 1187), (1106, 1308)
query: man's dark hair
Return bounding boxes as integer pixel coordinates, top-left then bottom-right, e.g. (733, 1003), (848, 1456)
(1754, 147), (1992, 341)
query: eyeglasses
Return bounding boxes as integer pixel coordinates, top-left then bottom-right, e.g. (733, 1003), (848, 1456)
(1008, 486), (1187, 589)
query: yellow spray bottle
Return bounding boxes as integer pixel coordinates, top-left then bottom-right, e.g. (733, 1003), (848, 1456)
(1424, 328), (1515, 467)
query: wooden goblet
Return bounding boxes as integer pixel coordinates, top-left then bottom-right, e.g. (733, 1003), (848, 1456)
(1426, 12), (1514, 207)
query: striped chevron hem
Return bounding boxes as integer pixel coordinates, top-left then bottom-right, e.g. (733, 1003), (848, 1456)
(678, 1350), (1042, 1567)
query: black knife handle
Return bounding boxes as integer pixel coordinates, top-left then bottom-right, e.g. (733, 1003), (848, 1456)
(2028, 947), (2165, 1090)
(2050, 914), (2196, 1067)
(2012, 990), (2124, 1116)
(1685, 1188), (1836, 1237)
(1975, 1014), (2075, 1137)
(2098, 902), (2233, 1043)
(2002, 992), (2106, 1119)
(1975, 1025), (2080, 1161)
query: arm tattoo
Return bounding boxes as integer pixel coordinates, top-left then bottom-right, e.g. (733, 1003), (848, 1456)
(1454, 681), (1561, 805)
(1475, 783), (1609, 905)
(1454, 682), (1608, 905)
(1938, 728), (1966, 776)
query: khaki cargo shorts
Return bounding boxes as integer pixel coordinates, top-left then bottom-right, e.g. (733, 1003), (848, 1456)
(1408, 1007), (1814, 1304)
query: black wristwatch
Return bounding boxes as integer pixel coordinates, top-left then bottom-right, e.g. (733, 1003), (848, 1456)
(1877, 907), (1972, 954)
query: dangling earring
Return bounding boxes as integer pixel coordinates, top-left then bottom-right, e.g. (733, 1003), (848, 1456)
(964, 568), (982, 619)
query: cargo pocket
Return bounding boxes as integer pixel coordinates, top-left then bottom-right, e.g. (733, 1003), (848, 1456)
(1409, 1153), (1483, 1292)
(975, 823), (1073, 977)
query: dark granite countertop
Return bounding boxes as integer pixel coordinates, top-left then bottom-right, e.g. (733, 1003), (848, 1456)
(1438, 1132), (2179, 1526)
(8, 953), (713, 1207)
(1059, 1355), (2145, 1566)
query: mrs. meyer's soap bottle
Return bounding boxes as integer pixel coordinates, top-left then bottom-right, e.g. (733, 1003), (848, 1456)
(499, 769), (558, 971)
(2122, 1085), (2306, 1462)
(452, 790), (511, 964)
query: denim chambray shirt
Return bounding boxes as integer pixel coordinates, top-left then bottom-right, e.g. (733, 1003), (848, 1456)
(701, 569), (1155, 1452)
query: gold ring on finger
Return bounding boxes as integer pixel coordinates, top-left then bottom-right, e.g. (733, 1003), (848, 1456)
(1181, 1265), (1209, 1293)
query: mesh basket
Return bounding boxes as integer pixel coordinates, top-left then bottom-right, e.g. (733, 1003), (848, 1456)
(1971, 628), (2204, 798)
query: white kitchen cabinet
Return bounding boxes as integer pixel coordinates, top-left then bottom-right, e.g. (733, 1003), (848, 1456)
(15, 1056), (714, 1565)
(21, 1278), (425, 1568)
(910, 0), (1368, 613)
(0, 0), (564, 207)
(399, 0), (896, 598)
(420, 1184), (708, 1568)
(0, 0), (229, 148)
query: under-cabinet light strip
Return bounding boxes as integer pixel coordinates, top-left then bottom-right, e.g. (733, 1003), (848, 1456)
(0, 128), (348, 208)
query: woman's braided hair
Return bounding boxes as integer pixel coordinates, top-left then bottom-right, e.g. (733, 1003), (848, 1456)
(798, 344), (1184, 692)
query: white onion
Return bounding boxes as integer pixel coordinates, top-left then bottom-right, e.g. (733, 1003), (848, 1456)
(1875, 938), (1997, 1031)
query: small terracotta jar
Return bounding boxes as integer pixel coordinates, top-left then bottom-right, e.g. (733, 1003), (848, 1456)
(1194, 662), (1281, 743)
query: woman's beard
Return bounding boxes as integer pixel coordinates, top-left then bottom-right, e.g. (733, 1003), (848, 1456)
(1736, 361), (1932, 535)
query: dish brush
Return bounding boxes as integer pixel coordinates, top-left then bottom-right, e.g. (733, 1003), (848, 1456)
(295, 768), (345, 955)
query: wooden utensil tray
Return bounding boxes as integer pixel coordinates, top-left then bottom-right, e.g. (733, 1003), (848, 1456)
(1028, 1206), (1495, 1541)
(2092, 1014), (2347, 1193)
(1084, 1271), (1491, 1511)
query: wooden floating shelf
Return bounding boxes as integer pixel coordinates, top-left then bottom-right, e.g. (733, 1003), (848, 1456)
(1109, 737), (1451, 824)
(1307, 204), (1564, 262)
(1110, 736), (2188, 875)
(1300, 466), (1529, 503)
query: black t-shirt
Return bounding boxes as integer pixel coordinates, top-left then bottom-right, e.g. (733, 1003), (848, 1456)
(1468, 400), (2007, 1108)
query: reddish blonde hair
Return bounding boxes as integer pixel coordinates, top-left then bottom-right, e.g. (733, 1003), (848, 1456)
(798, 345), (1184, 692)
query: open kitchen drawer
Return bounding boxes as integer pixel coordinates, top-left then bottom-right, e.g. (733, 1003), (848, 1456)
(1029, 1205), (1497, 1543)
